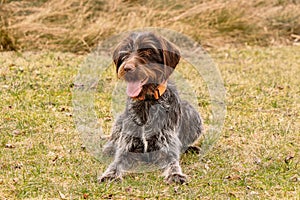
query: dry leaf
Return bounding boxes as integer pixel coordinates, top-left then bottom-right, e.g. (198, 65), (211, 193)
(58, 191), (66, 200)
(290, 175), (300, 182)
(5, 144), (15, 149)
(225, 175), (241, 180)
(125, 187), (132, 193)
(83, 193), (89, 199)
(285, 153), (295, 164)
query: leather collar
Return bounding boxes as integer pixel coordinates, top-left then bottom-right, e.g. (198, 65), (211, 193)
(132, 82), (167, 101)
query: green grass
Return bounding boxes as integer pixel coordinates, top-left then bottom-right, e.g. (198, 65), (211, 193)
(0, 46), (299, 199)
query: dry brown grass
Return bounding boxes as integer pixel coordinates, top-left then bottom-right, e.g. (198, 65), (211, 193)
(1, 0), (300, 52)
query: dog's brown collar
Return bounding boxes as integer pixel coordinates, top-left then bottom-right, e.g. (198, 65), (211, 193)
(133, 82), (167, 101)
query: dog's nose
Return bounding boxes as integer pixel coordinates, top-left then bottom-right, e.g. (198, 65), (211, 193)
(124, 64), (135, 72)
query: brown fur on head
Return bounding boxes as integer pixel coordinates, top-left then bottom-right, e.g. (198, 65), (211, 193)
(113, 32), (180, 100)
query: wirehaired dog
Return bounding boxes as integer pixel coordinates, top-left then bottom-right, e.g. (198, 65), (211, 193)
(99, 32), (203, 184)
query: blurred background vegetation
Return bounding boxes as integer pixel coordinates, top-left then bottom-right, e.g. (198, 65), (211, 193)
(1, 0), (300, 53)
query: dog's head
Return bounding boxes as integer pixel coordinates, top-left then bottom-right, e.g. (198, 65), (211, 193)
(113, 32), (180, 100)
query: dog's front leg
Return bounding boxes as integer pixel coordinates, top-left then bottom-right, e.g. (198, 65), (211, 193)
(98, 161), (123, 182)
(98, 149), (129, 183)
(161, 139), (187, 184)
(102, 115), (124, 157)
(163, 160), (187, 184)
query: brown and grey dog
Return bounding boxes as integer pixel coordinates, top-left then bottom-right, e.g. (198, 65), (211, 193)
(98, 32), (203, 184)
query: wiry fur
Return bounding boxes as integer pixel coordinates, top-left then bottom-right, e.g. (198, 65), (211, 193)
(98, 32), (203, 184)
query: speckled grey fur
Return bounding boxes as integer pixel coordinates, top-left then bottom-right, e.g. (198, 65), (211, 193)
(99, 83), (203, 184)
(98, 31), (203, 184)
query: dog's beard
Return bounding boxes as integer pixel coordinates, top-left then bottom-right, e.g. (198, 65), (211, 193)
(122, 64), (165, 98)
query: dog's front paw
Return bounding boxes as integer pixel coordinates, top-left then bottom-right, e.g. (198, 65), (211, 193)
(165, 173), (187, 184)
(98, 171), (122, 183)
(185, 146), (201, 154)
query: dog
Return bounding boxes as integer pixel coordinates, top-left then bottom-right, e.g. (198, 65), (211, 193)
(98, 32), (203, 184)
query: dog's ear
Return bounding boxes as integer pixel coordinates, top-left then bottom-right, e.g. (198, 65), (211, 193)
(113, 44), (122, 74)
(160, 37), (180, 79)
(113, 33), (138, 74)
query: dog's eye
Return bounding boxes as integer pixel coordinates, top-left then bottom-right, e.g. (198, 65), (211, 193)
(141, 49), (154, 57)
(118, 51), (130, 62)
(120, 55), (127, 61)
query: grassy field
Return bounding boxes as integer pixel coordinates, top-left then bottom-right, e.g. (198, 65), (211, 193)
(1, 0), (299, 199)
(0, 45), (299, 199)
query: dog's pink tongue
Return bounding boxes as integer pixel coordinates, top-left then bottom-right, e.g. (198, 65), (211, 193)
(127, 81), (142, 97)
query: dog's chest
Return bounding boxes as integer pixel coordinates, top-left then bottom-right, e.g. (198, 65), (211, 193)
(123, 101), (180, 152)
(123, 124), (173, 153)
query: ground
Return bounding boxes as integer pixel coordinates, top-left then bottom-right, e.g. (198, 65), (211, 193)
(0, 46), (299, 199)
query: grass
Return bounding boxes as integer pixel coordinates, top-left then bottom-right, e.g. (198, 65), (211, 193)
(0, 45), (299, 199)
(1, 0), (300, 52)
(1, 1), (299, 199)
